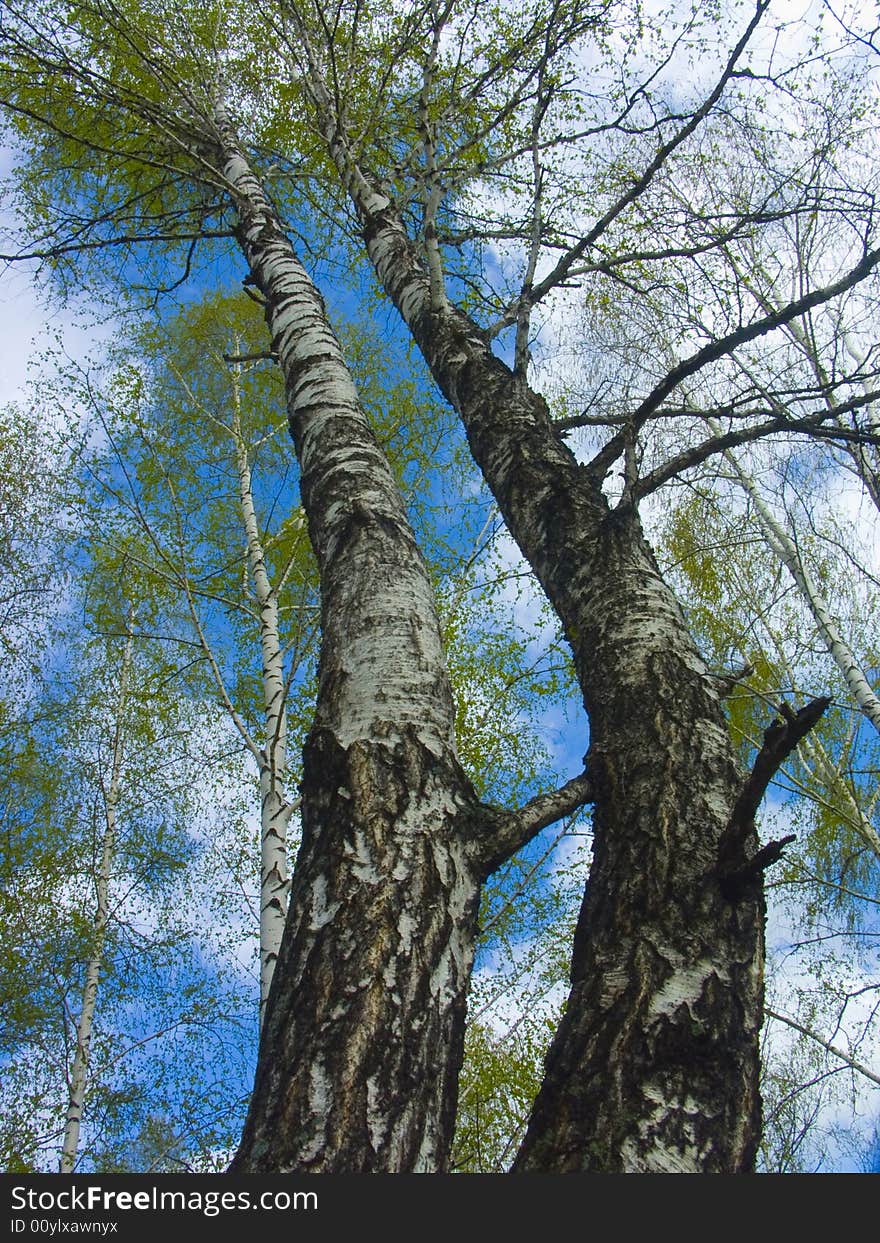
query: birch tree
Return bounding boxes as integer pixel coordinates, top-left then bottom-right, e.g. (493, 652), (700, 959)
(3, 0), (880, 1172)
(2, 8), (585, 1162)
(58, 604), (136, 1172)
(614, 136), (880, 736)
(258, 0), (880, 1171)
(66, 296), (319, 1020)
(24, 280), (572, 1168)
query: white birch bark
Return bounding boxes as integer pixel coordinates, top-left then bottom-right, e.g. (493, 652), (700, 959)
(139, 348), (296, 1014)
(229, 363), (291, 1019)
(59, 606), (135, 1173)
(214, 108), (590, 1171)
(214, 110), (481, 1171)
(214, 111), (455, 755)
(417, 4), (451, 313)
(765, 1007), (880, 1089)
(710, 418), (880, 735)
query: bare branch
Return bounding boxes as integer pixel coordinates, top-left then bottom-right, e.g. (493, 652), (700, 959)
(717, 696), (833, 898)
(632, 399), (880, 500)
(474, 770), (593, 877)
(495, 0), (772, 327)
(631, 245), (880, 428)
(765, 1008), (880, 1089)
(730, 696), (833, 837)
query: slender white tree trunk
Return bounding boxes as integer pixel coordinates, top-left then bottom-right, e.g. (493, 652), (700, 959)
(711, 420), (880, 735)
(59, 606), (135, 1173)
(800, 731), (880, 858)
(229, 363), (290, 1019)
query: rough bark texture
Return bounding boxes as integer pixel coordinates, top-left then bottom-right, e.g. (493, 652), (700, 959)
(448, 340), (764, 1173)
(213, 119), (486, 1171)
(236, 726), (481, 1171)
(513, 514), (762, 1172)
(327, 173), (766, 1170)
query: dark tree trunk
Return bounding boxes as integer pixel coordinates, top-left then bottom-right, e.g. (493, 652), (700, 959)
(235, 724), (483, 1171)
(514, 512), (763, 1172)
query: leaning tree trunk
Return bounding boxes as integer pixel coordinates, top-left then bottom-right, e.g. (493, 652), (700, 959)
(712, 424), (880, 737)
(320, 147), (770, 1169)
(212, 117), (487, 1172)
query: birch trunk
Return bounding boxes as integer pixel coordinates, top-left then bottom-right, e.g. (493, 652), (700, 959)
(229, 364), (291, 1019)
(318, 148), (766, 1169)
(59, 607), (135, 1173)
(511, 514), (762, 1171)
(212, 116), (488, 1172)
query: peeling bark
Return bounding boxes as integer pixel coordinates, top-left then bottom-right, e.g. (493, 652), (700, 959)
(213, 121), (588, 1168)
(236, 726), (481, 1171)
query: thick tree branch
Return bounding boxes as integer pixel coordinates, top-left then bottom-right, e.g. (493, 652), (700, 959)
(632, 399), (880, 499)
(557, 375), (880, 434)
(731, 697), (833, 835)
(474, 770), (593, 878)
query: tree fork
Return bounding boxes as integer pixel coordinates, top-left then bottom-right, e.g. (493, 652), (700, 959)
(304, 125), (770, 1168)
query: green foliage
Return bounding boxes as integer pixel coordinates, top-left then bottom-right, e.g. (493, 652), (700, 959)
(0, 612), (254, 1170)
(0, 401), (68, 673)
(452, 1017), (551, 1172)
